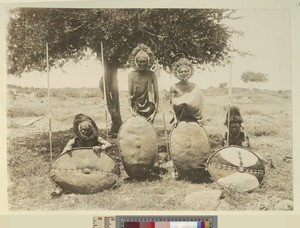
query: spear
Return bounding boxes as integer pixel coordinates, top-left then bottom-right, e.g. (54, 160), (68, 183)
(101, 42), (109, 140)
(156, 59), (172, 174)
(226, 60), (233, 146)
(46, 42), (53, 162)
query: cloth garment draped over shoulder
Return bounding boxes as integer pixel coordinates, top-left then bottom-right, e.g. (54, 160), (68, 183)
(130, 70), (155, 118)
(171, 82), (204, 122)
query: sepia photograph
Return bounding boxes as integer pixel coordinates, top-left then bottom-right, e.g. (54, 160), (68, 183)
(3, 6), (293, 212)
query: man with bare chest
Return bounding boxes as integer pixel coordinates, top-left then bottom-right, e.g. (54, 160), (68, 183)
(128, 44), (159, 122)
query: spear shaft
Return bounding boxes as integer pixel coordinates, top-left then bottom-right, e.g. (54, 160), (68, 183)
(46, 42), (53, 162)
(226, 61), (233, 146)
(101, 42), (109, 139)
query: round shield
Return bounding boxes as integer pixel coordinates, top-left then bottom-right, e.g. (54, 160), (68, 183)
(118, 116), (158, 178)
(207, 146), (265, 192)
(49, 147), (120, 194)
(169, 121), (210, 182)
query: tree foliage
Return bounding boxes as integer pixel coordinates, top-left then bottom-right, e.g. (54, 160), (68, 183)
(7, 8), (242, 75)
(241, 71), (268, 83)
(7, 8), (243, 132)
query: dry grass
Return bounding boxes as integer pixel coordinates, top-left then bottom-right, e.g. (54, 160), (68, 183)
(6, 86), (293, 211)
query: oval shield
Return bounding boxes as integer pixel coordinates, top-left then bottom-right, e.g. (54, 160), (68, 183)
(49, 147), (120, 194)
(207, 146), (265, 192)
(169, 122), (210, 182)
(118, 116), (158, 178)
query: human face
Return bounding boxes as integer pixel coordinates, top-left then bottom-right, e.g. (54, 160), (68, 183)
(136, 57), (148, 70)
(229, 122), (240, 136)
(177, 66), (190, 80)
(79, 121), (93, 137)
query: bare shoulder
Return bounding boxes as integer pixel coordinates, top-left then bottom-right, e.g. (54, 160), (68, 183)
(149, 70), (157, 78)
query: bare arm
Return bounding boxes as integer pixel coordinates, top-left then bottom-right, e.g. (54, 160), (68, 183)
(97, 137), (112, 150)
(61, 138), (76, 154)
(152, 72), (159, 110)
(128, 72), (133, 98)
(128, 72), (134, 111)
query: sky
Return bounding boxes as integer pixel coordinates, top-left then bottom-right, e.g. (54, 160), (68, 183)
(6, 9), (291, 91)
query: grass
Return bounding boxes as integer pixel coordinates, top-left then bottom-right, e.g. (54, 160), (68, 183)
(6, 86), (293, 211)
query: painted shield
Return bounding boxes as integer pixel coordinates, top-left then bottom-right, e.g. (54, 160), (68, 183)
(207, 146), (265, 192)
(169, 122), (210, 182)
(118, 116), (158, 178)
(49, 147), (120, 194)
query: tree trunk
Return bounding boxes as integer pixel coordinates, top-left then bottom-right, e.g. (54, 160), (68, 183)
(100, 63), (122, 134)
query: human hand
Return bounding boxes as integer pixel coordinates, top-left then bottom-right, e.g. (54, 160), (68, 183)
(93, 146), (102, 157)
(101, 145), (108, 150)
(196, 119), (202, 126)
(242, 141), (249, 148)
(63, 146), (73, 154)
(93, 146), (102, 152)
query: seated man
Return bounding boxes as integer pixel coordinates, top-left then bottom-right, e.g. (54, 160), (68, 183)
(127, 44), (159, 123)
(51, 113), (112, 197)
(222, 106), (250, 148)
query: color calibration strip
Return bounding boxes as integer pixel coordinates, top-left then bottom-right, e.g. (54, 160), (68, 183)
(117, 216), (217, 228)
(122, 221), (210, 228)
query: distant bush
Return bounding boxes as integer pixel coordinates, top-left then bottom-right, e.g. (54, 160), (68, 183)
(17, 87), (36, 94)
(218, 82), (227, 88)
(34, 89), (47, 98)
(81, 90), (102, 98)
(248, 123), (278, 137)
(244, 109), (264, 116)
(7, 89), (16, 100)
(50, 88), (102, 98)
(7, 107), (44, 118)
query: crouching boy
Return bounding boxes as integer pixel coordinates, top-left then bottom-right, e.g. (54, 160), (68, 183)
(222, 106), (250, 148)
(51, 113), (112, 197)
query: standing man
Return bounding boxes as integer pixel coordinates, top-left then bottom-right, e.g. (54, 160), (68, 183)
(127, 44), (159, 122)
(170, 58), (204, 125)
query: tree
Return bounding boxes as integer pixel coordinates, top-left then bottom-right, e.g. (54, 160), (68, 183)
(241, 71), (268, 91)
(7, 8), (242, 133)
(219, 82), (228, 88)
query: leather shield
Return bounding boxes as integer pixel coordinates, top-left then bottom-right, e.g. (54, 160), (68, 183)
(118, 116), (158, 178)
(49, 147), (120, 194)
(170, 121), (210, 182)
(207, 146), (265, 192)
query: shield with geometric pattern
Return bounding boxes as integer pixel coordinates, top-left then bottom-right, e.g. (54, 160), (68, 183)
(207, 146), (265, 192)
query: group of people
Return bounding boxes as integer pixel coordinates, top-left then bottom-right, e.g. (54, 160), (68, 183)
(127, 44), (204, 125)
(51, 43), (249, 197)
(127, 43), (249, 148)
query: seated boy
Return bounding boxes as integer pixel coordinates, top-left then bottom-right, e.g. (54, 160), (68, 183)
(222, 106), (250, 148)
(51, 113), (112, 197)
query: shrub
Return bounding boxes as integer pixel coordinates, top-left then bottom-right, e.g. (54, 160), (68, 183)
(7, 107), (44, 118)
(248, 123), (278, 137)
(244, 109), (264, 116)
(34, 89), (47, 98)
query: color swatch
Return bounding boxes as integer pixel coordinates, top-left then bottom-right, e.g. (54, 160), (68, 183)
(123, 221), (211, 228)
